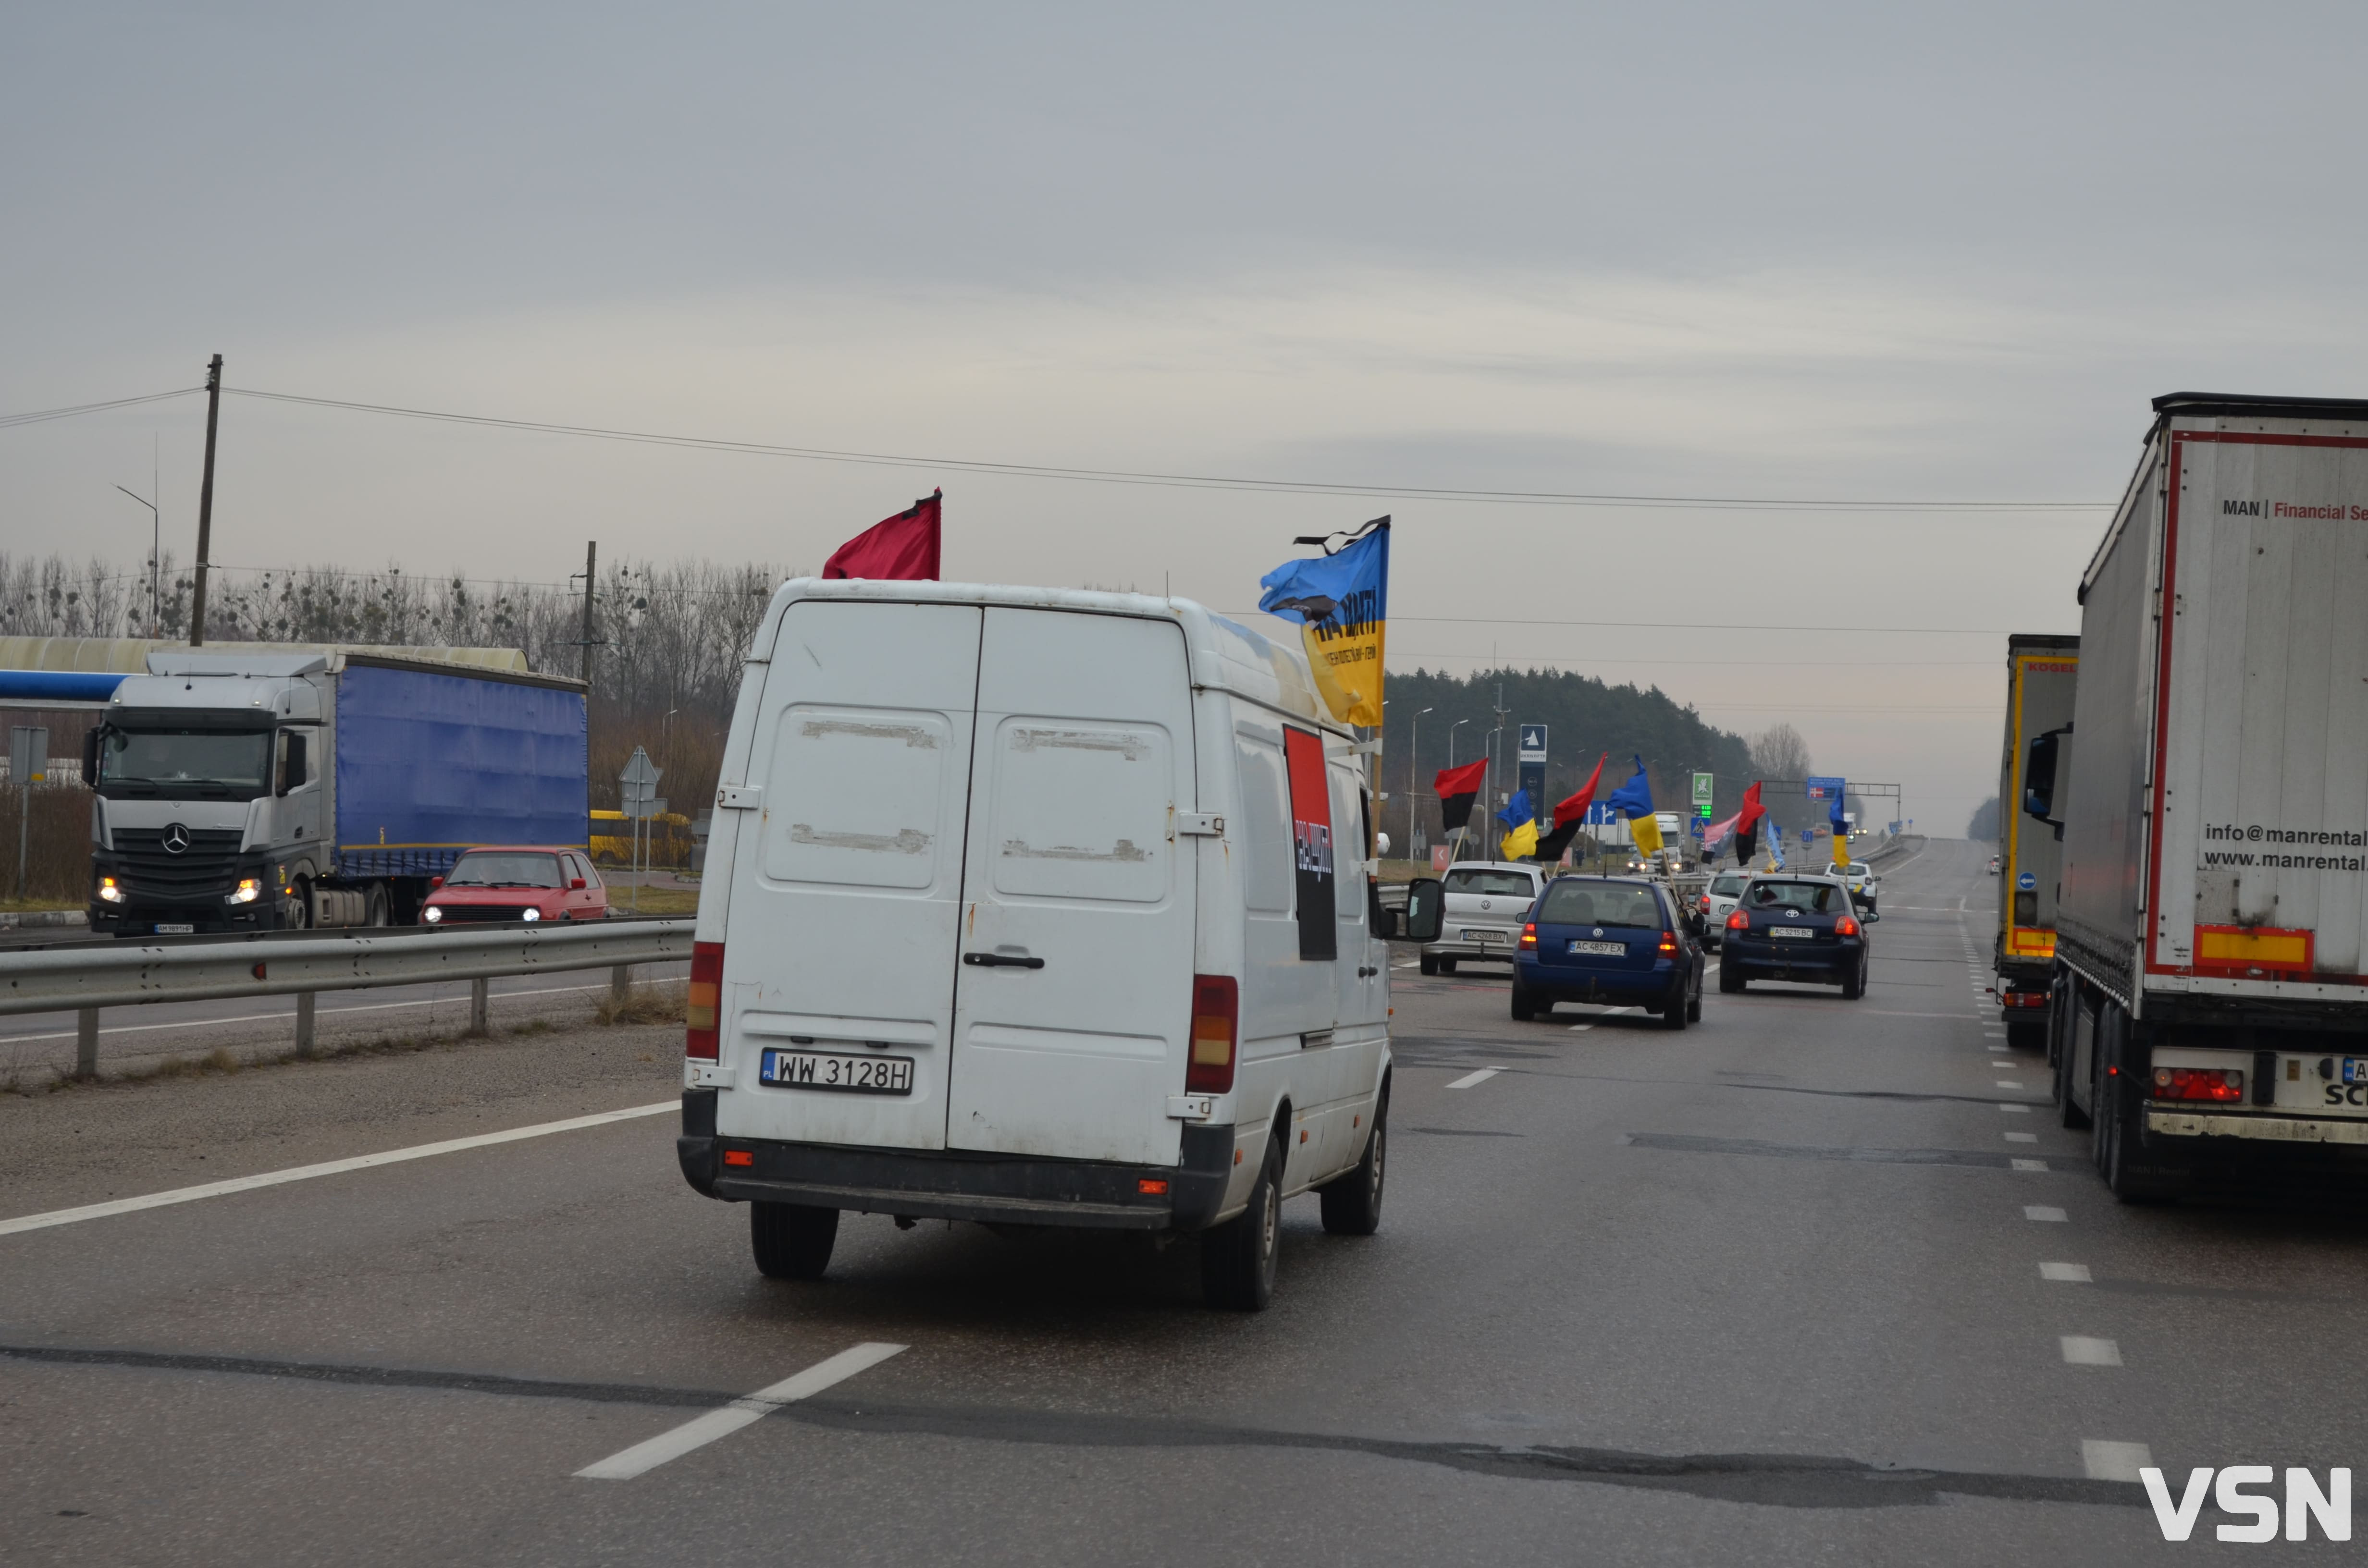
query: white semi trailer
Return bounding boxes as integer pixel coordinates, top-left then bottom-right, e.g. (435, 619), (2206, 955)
(2039, 392), (2368, 1197)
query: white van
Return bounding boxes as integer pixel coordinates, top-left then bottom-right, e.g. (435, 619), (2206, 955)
(675, 580), (1418, 1310)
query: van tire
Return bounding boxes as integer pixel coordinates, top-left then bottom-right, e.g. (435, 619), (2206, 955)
(1509, 985), (1537, 1021)
(1202, 1138), (1282, 1311)
(751, 1202), (838, 1280)
(1418, 952), (1439, 976)
(1319, 1092), (1387, 1237)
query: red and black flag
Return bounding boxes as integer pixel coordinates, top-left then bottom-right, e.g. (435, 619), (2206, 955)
(1535, 752), (1609, 864)
(1732, 781), (1767, 863)
(824, 489), (942, 580)
(1434, 758), (1487, 839)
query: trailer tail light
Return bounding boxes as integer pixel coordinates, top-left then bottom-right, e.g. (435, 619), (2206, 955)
(686, 941), (724, 1060)
(2003, 991), (2049, 1009)
(1726, 911), (1749, 931)
(2151, 1066), (2244, 1102)
(1835, 916), (1860, 938)
(1519, 922), (1537, 950)
(1186, 974), (1239, 1094)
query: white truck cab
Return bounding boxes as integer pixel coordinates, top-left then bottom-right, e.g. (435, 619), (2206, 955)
(676, 581), (1394, 1309)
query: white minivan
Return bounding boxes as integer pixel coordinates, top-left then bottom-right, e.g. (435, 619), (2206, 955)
(676, 580), (1431, 1310)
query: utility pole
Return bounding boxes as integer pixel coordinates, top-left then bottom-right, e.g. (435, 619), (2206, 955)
(189, 354), (222, 646)
(579, 541), (598, 686)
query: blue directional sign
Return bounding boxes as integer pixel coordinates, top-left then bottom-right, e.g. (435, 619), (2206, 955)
(1801, 828), (1814, 846)
(2017, 871), (2037, 891)
(1517, 724), (1547, 761)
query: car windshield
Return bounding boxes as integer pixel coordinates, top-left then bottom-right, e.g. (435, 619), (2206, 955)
(99, 727), (272, 792)
(1745, 880), (1843, 912)
(445, 852), (564, 889)
(1709, 873), (1747, 895)
(1538, 882), (1664, 928)
(1444, 869), (1535, 896)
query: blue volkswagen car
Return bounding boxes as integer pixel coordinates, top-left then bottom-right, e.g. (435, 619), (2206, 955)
(1717, 873), (1875, 998)
(1510, 876), (1705, 1029)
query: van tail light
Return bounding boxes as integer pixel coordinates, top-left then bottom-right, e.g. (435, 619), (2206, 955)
(2152, 1066), (2244, 1102)
(1726, 911), (1749, 931)
(1658, 931), (1677, 955)
(1836, 916), (1861, 938)
(1186, 973), (1239, 1094)
(1519, 922), (1537, 950)
(686, 941), (724, 1060)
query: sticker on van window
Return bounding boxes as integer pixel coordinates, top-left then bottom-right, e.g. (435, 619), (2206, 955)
(1283, 726), (1336, 960)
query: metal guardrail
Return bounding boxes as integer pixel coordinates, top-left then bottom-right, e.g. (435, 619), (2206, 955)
(0, 919), (696, 1078)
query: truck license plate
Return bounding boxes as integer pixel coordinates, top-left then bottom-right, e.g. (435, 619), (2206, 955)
(1770, 926), (1814, 940)
(154, 923), (195, 935)
(1569, 940), (1626, 956)
(760, 1049), (914, 1095)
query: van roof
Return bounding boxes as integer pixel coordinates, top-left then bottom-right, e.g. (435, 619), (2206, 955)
(755, 578), (1356, 739)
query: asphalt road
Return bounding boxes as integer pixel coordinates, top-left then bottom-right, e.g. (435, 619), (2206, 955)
(2, 838), (2358, 1563)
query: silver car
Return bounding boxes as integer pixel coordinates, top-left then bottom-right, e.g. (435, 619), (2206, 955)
(1695, 868), (1752, 950)
(1419, 862), (1545, 975)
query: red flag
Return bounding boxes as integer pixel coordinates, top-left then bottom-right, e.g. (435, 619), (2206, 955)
(824, 490), (941, 580)
(1552, 753), (1608, 828)
(1433, 758), (1488, 838)
(1736, 781), (1765, 833)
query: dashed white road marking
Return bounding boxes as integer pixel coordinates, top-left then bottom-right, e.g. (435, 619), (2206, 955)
(574, 1343), (907, 1481)
(0, 1101), (676, 1237)
(1986, 1045), (2008, 1053)
(2011, 1158), (2048, 1172)
(1996, 1080), (2025, 1089)
(2082, 1440), (2152, 1481)
(2040, 1262), (2092, 1283)
(2024, 1205), (2069, 1222)
(2005, 1131), (2038, 1143)
(2061, 1336), (2122, 1367)
(1998, 1103), (2031, 1115)
(1445, 1067), (1502, 1090)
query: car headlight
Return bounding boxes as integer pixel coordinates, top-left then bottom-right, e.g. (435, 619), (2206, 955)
(522, 907), (541, 922)
(227, 878), (263, 905)
(423, 906), (444, 923)
(97, 876), (126, 904)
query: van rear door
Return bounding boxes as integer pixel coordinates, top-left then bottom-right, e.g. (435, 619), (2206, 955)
(945, 608), (1196, 1166)
(714, 599), (982, 1152)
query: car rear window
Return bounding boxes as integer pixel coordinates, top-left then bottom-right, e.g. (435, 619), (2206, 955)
(1744, 880), (1842, 912)
(1537, 882), (1664, 928)
(1445, 869), (1536, 896)
(1709, 874), (1747, 895)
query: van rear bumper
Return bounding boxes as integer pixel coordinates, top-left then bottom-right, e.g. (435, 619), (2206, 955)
(676, 1093), (1234, 1231)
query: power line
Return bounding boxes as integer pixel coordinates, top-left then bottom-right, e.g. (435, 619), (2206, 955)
(222, 384), (2110, 514)
(0, 388), (201, 429)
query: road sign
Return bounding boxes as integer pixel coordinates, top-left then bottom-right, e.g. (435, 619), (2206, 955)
(1517, 724), (1546, 762)
(2017, 870), (2037, 891)
(9, 726), (48, 785)
(1804, 775), (1845, 803)
(1692, 772), (1714, 819)
(625, 796), (668, 821)
(1801, 828), (1814, 846)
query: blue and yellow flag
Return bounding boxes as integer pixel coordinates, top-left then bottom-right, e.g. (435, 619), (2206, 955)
(1258, 518), (1388, 726)
(1496, 787), (1539, 860)
(1605, 755), (1663, 858)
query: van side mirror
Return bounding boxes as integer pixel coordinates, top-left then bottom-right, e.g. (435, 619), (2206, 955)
(2023, 724), (2071, 840)
(279, 732), (308, 796)
(1401, 878), (1445, 944)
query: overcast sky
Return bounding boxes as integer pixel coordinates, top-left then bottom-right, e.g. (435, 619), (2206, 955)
(8, 2), (2367, 825)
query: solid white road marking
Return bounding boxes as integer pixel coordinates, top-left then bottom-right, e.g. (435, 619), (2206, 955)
(2005, 1132), (2037, 1143)
(2040, 1262), (2093, 1282)
(2082, 1440), (2152, 1481)
(2061, 1336), (2122, 1367)
(2024, 1205), (2069, 1222)
(1445, 1068), (1502, 1090)
(2011, 1158), (2048, 1172)
(0, 1101), (676, 1237)
(574, 1343), (907, 1481)
(1998, 1103), (2031, 1114)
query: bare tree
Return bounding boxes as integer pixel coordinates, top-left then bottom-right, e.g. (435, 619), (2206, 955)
(1747, 722), (1813, 781)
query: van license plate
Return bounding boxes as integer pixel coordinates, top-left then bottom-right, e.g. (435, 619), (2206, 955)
(154, 923), (195, 935)
(759, 1049), (914, 1095)
(1770, 927), (1814, 940)
(1569, 940), (1626, 956)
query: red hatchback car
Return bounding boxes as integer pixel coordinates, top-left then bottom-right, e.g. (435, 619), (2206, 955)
(421, 846), (608, 926)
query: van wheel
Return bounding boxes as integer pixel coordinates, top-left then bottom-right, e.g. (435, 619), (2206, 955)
(1418, 952), (1438, 977)
(1509, 985), (1536, 1022)
(1436, 957), (1458, 976)
(1202, 1138), (1282, 1311)
(1719, 965), (1744, 994)
(751, 1202), (838, 1280)
(1319, 1093), (1386, 1237)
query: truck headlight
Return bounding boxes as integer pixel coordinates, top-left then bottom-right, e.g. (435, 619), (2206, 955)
(521, 907), (541, 922)
(97, 876), (126, 904)
(423, 906), (443, 923)
(227, 878), (263, 905)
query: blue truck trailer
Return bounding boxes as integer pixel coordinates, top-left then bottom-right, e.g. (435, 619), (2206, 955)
(83, 649), (588, 933)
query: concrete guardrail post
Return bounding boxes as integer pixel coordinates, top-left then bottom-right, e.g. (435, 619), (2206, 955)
(469, 977), (490, 1037)
(295, 992), (317, 1058)
(75, 1007), (98, 1079)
